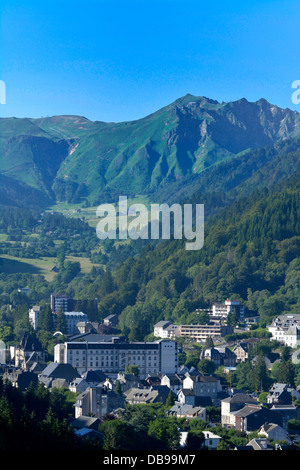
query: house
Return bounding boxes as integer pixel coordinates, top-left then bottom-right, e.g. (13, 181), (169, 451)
(14, 333), (47, 370)
(81, 369), (107, 387)
(232, 342), (251, 363)
(76, 321), (97, 334)
(69, 377), (90, 394)
(201, 347), (236, 368)
(267, 383), (293, 405)
(74, 386), (124, 419)
(115, 372), (140, 392)
(269, 404), (300, 427)
(177, 389), (213, 407)
(23, 351), (48, 373)
(203, 430), (222, 450)
(29, 361), (47, 374)
(284, 326), (300, 348)
(144, 375), (161, 387)
(221, 393), (258, 428)
(103, 377), (114, 390)
(38, 362), (80, 387)
(167, 404), (206, 421)
(183, 372), (222, 399)
(161, 373), (184, 393)
(3, 369), (38, 391)
(232, 404), (283, 433)
(252, 355), (280, 372)
(246, 438), (273, 450)
(71, 415), (101, 431)
(258, 423), (290, 443)
(124, 385), (175, 405)
(268, 314), (300, 347)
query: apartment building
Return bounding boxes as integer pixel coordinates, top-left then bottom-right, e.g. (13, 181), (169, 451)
(50, 294), (74, 313)
(54, 338), (178, 379)
(211, 299), (244, 321)
(61, 311), (89, 336)
(28, 306), (41, 330)
(29, 306), (88, 336)
(176, 322), (234, 343)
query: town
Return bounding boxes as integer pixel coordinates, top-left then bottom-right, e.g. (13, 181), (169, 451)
(1, 293), (300, 451)
(1, 0), (300, 458)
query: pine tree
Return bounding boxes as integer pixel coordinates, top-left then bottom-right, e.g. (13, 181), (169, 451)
(251, 353), (271, 393)
(165, 390), (175, 408)
(38, 304), (54, 332)
(56, 306), (67, 334)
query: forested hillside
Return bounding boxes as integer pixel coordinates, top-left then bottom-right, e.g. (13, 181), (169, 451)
(1, 169), (299, 345)
(1, 94), (300, 347)
(55, 172), (300, 340)
(106, 174), (300, 334)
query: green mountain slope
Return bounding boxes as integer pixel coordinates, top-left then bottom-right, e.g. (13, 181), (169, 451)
(87, 172), (300, 337)
(1, 94), (300, 207)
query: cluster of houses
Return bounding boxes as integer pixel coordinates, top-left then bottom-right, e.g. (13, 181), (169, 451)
(2, 294), (300, 449)
(1, 323), (300, 450)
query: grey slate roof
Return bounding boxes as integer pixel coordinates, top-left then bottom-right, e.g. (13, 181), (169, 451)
(82, 369), (107, 383)
(233, 405), (261, 417)
(167, 404), (205, 417)
(222, 393), (258, 405)
(71, 416), (101, 430)
(39, 362), (80, 381)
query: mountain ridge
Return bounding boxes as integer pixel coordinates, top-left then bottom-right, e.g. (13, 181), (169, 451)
(1, 94), (299, 208)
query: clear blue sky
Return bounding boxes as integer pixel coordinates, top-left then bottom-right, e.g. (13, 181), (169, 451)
(1, 0), (300, 122)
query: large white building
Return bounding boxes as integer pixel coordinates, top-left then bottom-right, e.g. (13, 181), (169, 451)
(268, 314), (300, 348)
(54, 338), (178, 378)
(62, 311), (88, 335)
(29, 307), (88, 336)
(154, 321), (178, 339)
(211, 299), (244, 320)
(28, 306), (41, 330)
(176, 322), (234, 343)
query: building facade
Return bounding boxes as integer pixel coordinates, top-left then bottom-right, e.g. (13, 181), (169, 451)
(153, 321), (178, 339)
(268, 314), (300, 347)
(54, 339), (178, 378)
(176, 322), (233, 343)
(60, 311), (89, 335)
(50, 294), (74, 313)
(211, 299), (244, 321)
(74, 386), (124, 419)
(28, 306), (41, 330)
(183, 373), (222, 399)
